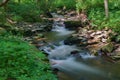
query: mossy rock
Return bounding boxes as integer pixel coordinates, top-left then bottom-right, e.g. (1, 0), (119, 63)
(64, 36), (81, 45)
(64, 21), (82, 30)
(101, 43), (114, 53)
(111, 51), (120, 61)
(110, 33), (120, 43)
(90, 49), (99, 56)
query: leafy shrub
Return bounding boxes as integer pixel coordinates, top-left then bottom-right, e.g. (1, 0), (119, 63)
(0, 35), (57, 80)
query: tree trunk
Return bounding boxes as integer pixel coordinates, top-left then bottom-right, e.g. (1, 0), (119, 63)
(104, 0), (109, 18)
(0, 0), (10, 7)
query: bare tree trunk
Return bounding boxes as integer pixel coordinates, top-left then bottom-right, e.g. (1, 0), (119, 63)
(104, 0), (109, 18)
(0, 0), (10, 7)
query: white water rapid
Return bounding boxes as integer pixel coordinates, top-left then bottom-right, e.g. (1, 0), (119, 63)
(39, 13), (119, 80)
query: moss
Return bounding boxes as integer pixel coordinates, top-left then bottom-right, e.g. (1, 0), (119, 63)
(101, 43), (114, 53)
(64, 21), (82, 30)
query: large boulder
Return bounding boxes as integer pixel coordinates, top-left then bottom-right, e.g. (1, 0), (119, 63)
(64, 21), (82, 30)
(64, 36), (87, 45)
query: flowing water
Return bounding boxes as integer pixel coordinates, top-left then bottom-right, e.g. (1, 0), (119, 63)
(39, 14), (120, 80)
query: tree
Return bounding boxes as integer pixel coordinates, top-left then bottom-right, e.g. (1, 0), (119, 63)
(104, 0), (109, 18)
(0, 0), (10, 7)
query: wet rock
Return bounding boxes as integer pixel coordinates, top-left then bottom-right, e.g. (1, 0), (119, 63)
(115, 45), (120, 52)
(96, 31), (102, 35)
(14, 22), (52, 36)
(101, 53), (116, 63)
(112, 45), (120, 60)
(112, 55), (120, 61)
(32, 22), (52, 32)
(101, 43), (114, 53)
(64, 21), (82, 30)
(87, 43), (106, 56)
(46, 11), (53, 18)
(71, 50), (79, 54)
(64, 36), (87, 45)
(64, 36), (79, 45)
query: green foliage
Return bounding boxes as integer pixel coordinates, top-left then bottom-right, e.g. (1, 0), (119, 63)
(5, 0), (76, 22)
(1, 0), (120, 34)
(76, 0), (103, 12)
(75, 0), (120, 33)
(37, 0), (54, 12)
(53, 0), (76, 10)
(0, 8), (6, 24)
(0, 35), (57, 80)
(7, 1), (42, 22)
(37, 0), (76, 12)
(87, 4), (120, 33)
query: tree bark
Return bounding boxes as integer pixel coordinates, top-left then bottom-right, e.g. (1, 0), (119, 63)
(104, 0), (109, 18)
(0, 0), (10, 7)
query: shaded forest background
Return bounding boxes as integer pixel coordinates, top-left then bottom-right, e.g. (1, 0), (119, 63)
(0, 0), (120, 32)
(0, 0), (120, 80)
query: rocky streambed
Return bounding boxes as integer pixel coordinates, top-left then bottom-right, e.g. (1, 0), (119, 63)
(65, 27), (120, 62)
(39, 13), (120, 80)
(6, 12), (120, 80)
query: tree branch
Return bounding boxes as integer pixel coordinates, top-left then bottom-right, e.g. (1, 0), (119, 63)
(0, 0), (10, 7)
(104, 0), (109, 18)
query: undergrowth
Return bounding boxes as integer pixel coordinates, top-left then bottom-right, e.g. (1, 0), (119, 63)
(0, 0), (120, 32)
(76, 0), (120, 33)
(0, 34), (57, 80)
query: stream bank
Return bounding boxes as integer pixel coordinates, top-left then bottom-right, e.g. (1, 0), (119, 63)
(3, 11), (120, 80)
(39, 13), (120, 80)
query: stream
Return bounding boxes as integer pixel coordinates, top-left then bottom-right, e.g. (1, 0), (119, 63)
(39, 14), (120, 80)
